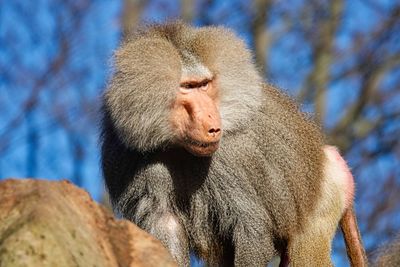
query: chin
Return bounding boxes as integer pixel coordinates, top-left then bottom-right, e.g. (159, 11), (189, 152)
(184, 142), (219, 157)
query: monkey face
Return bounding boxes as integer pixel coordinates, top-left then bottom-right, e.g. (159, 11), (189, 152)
(170, 77), (222, 157)
(105, 23), (263, 154)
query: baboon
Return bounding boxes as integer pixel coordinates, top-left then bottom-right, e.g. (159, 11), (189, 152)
(101, 22), (366, 267)
(372, 235), (400, 267)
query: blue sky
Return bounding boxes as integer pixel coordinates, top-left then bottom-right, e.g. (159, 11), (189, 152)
(1, 1), (399, 266)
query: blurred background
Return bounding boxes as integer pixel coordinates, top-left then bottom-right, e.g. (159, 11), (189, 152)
(0, 0), (399, 266)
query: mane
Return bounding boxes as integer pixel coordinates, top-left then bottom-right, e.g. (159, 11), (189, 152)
(103, 22), (263, 152)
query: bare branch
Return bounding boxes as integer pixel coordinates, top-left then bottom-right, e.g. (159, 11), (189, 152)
(181, 0), (194, 23)
(251, 0), (272, 76)
(122, 0), (148, 38)
(298, 0), (343, 125)
(330, 52), (400, 144)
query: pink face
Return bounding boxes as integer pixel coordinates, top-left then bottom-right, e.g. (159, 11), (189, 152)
(170, 77), (222, 157)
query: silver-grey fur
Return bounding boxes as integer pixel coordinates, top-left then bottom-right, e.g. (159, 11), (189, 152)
(372, 235), (400, 267)
(104, 23), (262, 152)
(101, 22), (333, 266)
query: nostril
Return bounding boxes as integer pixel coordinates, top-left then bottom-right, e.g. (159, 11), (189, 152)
(208, 128), (221, 136)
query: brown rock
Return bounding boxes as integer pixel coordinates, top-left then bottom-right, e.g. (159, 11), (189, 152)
(0, 179), (177, 267)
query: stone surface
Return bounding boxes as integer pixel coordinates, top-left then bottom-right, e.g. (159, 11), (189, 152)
(0, 178), (177, 267)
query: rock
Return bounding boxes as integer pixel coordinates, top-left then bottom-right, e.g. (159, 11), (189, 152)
(0, 179), (177, 267)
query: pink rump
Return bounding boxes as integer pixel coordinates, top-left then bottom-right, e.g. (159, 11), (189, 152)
(324, 145), (355, 209)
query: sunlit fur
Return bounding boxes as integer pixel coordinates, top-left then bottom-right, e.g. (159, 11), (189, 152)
(101, 22), (360, 267)
(372, 236), (400, 267)
(104, 22), (262, 152)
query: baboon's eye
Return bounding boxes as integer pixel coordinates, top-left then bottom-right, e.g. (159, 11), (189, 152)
(181, 83), (198, 89)
(199, 80), (210, 91)
(180, 79), (211, 90)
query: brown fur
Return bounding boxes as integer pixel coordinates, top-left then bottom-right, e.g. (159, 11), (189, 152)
(101, 22), (355, 266)
(372, 236), (400, 267)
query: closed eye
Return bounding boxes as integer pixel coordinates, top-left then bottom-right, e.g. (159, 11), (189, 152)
(181, 83), (198, 89)
(180, 79), (211, 90)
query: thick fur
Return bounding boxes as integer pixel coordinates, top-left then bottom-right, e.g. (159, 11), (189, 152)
(101, 22), (342, 266)
(287, 146), (349, 266)
(105, 22), (262, 152)
(372, 236), (400, 267)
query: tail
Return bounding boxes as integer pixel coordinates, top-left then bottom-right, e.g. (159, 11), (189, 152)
(340, 206), (368, 267)
(324, 146), (367, 266)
